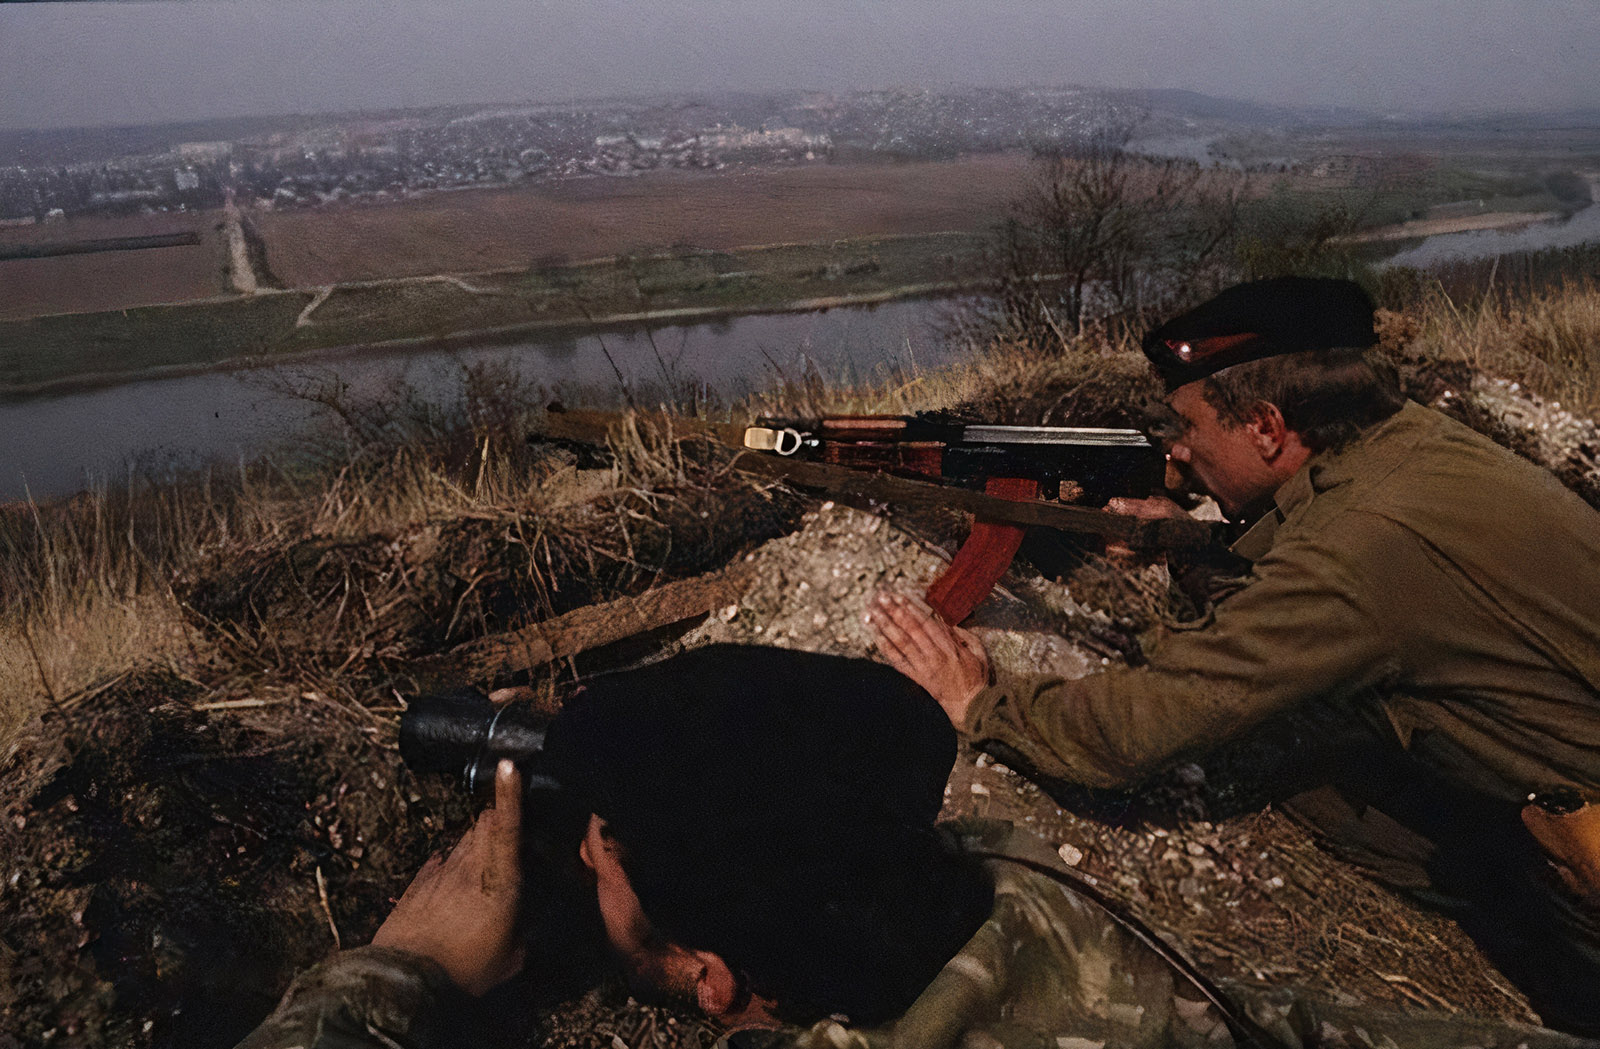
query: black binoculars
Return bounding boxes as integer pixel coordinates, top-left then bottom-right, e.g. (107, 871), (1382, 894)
(398, 688), (563, 801)
(398, 687), (608, 999)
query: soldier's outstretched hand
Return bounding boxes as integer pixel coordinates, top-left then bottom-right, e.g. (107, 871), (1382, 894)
(372, 758), (526, 996)
(867, 591), (990, 729)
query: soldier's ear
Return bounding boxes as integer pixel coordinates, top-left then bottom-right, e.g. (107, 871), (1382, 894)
(691, 949), (740, 1015)
(1245, 401), (1290, 460)
(578, 814), (608, 870)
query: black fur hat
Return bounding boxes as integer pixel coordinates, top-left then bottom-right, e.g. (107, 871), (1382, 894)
(1142, 277), (1379, 391)
(542, 645), (991, 1025)
(545, 644), (955, 841)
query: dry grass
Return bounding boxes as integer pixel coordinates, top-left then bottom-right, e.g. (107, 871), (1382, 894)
(0, 370), (532, 735)
(0, 593), (191, 743)
(0, 364), (791, 741)
(741, 314), (1158, 429)
(0, 328), (1138, 739)
(6, 277), (1599, 744)
(1403, 278), (1600, 417)
(0, 478), (215, 739)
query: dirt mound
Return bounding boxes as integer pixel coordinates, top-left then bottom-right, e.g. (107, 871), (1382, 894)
(0, 673), (452, 1048)
(1394, 353), (1600, 510)
(180, 476), (802, 677)
(2, 459), (804, 1049)
(679, 503), (1539, 1023)
(5, 368), (1592, 1047)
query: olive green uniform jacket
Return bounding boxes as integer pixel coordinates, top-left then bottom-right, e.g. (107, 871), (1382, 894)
(968, 402), (1600, 803)
(965, 401), (1600, 1029)
(234, 821), (1595, 1049)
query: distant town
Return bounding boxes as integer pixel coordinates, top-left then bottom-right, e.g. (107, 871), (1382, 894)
(0, 87), (1203, 224)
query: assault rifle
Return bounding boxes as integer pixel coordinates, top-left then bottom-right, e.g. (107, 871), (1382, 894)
(743, 415), (1161, 502)
(738, 414), (1216, 623)
(532, 408), (1217, 625)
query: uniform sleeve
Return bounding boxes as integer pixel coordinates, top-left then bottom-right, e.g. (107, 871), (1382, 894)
(965, 530), (1400, 789)
(233, 947), (460, 1049)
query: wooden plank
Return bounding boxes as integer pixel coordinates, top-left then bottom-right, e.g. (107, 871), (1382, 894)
(421, 561), (757, 681)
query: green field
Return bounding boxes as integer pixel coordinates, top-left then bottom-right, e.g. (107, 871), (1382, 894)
(0, 232), (989, 397)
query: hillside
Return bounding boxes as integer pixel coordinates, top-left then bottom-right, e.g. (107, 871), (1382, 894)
(3, 280), (1600, 1047)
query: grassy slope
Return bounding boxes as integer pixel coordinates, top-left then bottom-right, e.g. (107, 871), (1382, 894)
(3, 277), (1599, 1045)
(6, 276), (1600, 738)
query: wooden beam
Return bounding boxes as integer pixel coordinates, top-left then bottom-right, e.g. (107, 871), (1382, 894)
(420, 561), (757, 681)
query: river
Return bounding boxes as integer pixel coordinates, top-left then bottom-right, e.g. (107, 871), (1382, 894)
(12, 191), (1600, 505)
(1384, 192), (1600, 268)
(0, 297), (959, 503)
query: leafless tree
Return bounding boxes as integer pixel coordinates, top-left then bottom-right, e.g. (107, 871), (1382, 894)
(982, 121), (1245, 351)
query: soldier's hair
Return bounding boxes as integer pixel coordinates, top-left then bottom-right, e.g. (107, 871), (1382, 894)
(1201, 346), (1406, 453)
(545, 645), (994, 1026)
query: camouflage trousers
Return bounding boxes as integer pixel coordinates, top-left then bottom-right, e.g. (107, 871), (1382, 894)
(237, 821), (1600, 1049)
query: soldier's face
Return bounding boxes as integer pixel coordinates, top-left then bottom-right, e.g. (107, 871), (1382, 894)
(1163, 382), (1283, 519)
(578, 815), (753, 1020)
(579, 815), (695, 997)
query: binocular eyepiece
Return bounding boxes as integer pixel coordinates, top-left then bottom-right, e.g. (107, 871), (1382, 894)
(398, 688), (564, 800)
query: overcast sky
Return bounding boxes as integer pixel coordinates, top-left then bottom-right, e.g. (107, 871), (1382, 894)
(3, 0), (1598, 130)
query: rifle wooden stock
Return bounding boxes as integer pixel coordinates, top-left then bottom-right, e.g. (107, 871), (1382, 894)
(728, 451), (1215, 549)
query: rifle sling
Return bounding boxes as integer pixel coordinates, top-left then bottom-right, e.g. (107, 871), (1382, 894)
(730, 451), (1215, 551)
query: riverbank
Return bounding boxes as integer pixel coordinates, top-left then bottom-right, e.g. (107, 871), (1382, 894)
(0, 296), (955, 502)
(1338, 208), (1563, 244)
(0, 231), (988, 399)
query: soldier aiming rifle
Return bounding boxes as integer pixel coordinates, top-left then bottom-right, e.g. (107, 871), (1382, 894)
(869, 276), (1600, 1036)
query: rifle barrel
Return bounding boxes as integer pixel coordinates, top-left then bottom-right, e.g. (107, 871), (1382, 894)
(958, 425), (1149, 447)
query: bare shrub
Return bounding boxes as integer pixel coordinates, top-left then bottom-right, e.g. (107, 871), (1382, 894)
(978, 123), (1246, 351)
